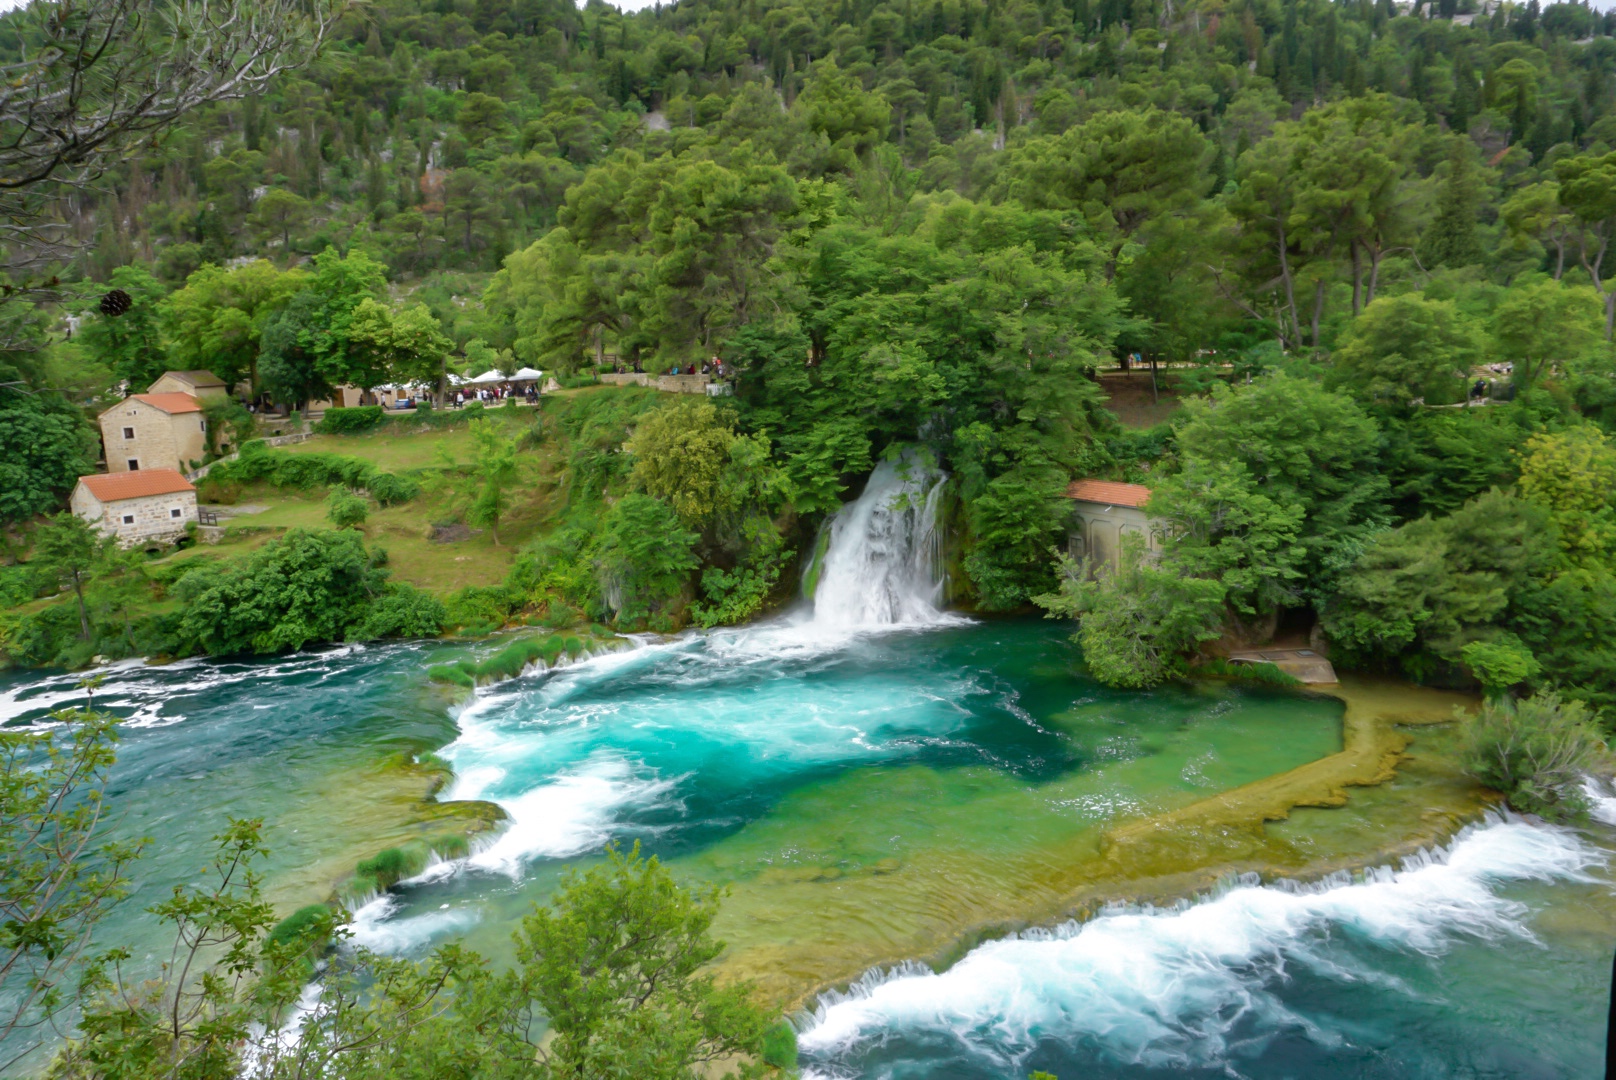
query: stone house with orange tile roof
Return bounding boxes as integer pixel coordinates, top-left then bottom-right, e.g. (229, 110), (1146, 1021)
(70, 469), (198, 546)
(98, 391), (209, 475)
(1064, 479), (1161, 573)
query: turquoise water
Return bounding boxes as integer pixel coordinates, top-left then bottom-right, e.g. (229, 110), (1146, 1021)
(1, 619), (1611, 1076)
(347, 619), (1346, 989)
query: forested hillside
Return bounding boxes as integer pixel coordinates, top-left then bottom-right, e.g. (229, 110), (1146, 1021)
(9, 0), (1616, 716)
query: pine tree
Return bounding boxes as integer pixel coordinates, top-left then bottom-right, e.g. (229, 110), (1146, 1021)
(1419, 138), (1484, 268)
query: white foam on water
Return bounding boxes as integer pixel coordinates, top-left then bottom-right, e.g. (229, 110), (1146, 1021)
(1582, 776), (1616, 826)
(242, 981), (325, 1077)
(463, 756), (679, 877)
(796, 817), (1603, 1071)
(0, 642), (423, 727)
(399, 753), (679, 884)
(345, 894), (480, 953)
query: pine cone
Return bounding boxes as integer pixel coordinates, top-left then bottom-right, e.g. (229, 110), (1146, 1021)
(99, 289), (132, 317)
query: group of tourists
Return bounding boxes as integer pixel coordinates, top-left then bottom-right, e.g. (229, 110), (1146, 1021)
(448, 384), (536, 406)
(609, 358), (728, 379)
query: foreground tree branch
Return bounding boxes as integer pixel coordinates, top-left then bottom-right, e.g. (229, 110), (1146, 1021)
(0, 0), (344, 274)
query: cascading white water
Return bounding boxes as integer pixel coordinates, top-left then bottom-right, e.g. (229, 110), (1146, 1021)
(795, 816), (1605, 1071)
(807, 455), (949, 627)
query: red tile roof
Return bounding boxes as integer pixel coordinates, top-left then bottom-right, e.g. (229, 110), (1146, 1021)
(130, 392), (203, 414)
(1065, 479), (1152, 508)
(77, 469), (196, 502)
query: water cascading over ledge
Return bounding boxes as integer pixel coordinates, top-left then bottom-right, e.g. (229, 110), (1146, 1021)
(806, 454), (949, 627)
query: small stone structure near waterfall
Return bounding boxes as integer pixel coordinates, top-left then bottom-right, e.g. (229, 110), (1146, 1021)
(1064, 479), (1161, 573)
(1225, 648), (1339, 685)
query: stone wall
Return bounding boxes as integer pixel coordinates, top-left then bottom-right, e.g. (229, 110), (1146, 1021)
(599, 372), (650, 387)
(655, 374), (711, 394)
(72, 488), (198, 547)
(100, 399), (207, 474)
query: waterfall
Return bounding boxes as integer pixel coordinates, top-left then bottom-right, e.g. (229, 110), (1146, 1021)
(807, 455), (949, 627)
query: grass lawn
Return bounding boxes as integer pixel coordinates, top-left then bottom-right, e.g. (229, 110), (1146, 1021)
(190, 407), (566, 595)
(279, 409), (533, 472)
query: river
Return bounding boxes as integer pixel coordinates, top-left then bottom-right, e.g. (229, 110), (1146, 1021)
(1, 456), (1612, 1076)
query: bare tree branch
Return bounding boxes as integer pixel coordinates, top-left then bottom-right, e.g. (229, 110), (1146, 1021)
(0, 0), (346, 277)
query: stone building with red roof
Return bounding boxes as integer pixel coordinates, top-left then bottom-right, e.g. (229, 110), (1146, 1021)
(70, 469), (198, 547)
(1064, 478), (1160, 573)
(97, 372), (220, 476)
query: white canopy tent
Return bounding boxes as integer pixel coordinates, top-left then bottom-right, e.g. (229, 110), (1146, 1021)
(510, 367), (543, 382)
(467, 369), (506, 385)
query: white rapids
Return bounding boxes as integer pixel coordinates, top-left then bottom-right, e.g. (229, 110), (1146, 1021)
(795, 816), (1605, 1073)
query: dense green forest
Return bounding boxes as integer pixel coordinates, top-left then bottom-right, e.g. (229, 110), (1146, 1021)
(10, 0), (1616, 716)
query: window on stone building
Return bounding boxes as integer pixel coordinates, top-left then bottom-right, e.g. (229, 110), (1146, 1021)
(122, 426), (134, 440)
(127, 459), (139, 470)
(170, 508), (182, 518)
(121, 514), (134, 525)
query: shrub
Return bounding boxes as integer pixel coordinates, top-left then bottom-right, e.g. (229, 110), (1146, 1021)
(265, 904), (336, 951)
(0, 603), (80, 666)
(355, 846), (417, 891)
(318, 406), (385, 434)
(1462, 691), (1611, 821)
(171, 529), (440, 655)
(1461, 638), (1542, 698)
(594, 494), (699, 626)
(428, 663), (475, 688)
(443, 583), (524, 632)
(477, 638), (549, 681)
(1034, 540), (1226, 690)
(349, 585), (447, 641)
(325, 487), (369, 528)
(761, 1021), (798, 1071)
(210, 445), (418, 506)
(0, 563), (45, 607)
(366, 471), (420, 506)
